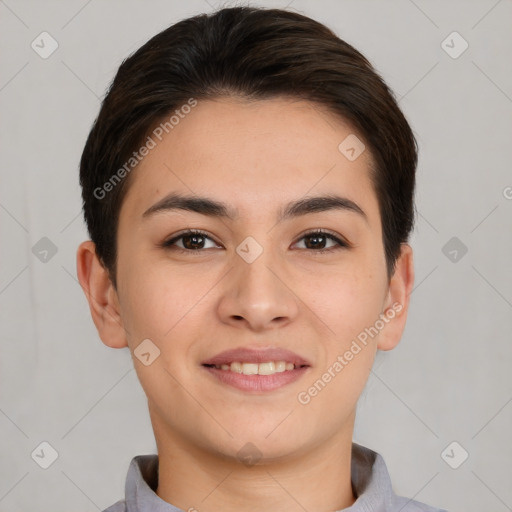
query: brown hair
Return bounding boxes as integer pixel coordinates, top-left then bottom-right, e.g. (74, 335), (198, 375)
(79, 6), (417, 288)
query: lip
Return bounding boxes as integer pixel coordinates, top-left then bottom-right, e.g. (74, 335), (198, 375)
(201, 347), (311, 393)
(201, 347), (311, 366)
(203, 365), (309, 392)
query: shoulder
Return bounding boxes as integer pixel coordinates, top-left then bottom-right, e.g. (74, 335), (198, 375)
(100, 454), (159, 512)
(392, 495), (448, 511)
(350, 443), (448, 512)
(102, 499), (127, 512)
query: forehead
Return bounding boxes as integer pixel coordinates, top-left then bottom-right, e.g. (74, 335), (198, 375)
(120, 96), (378, 223)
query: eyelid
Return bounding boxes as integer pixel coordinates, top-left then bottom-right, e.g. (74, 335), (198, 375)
(161, 229), (221, 249)
(161, 228), (351, 252)
(292, 228), (350, 249)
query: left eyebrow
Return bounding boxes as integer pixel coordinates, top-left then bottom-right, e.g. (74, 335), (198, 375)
(142, 192), (367, 223)
(278, 194), (367, 224)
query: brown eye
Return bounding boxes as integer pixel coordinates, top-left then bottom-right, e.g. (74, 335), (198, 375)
(294, 230), (348, 251)
(162, 230), (219, 251)
(180, 233), (207, 250)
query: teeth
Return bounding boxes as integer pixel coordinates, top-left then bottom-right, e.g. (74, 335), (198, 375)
(241, 363), (258, 375)
(258, 362), (275, 375)
(212, 361), (299, 375)
(230, 362), (242, 373)
(275, 361), (287, 372)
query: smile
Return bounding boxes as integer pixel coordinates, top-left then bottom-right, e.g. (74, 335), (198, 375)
(204, 361), (302, 375)
(201, 347), (310, 392)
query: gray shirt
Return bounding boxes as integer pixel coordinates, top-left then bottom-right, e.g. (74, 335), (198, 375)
(103, 443), (447, 511)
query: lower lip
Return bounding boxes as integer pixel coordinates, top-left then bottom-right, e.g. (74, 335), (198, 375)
(202, 365), (309, 392)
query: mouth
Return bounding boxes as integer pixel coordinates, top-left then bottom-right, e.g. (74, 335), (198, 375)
(203, 361), (305, 375)
(201, 347), (310, 392)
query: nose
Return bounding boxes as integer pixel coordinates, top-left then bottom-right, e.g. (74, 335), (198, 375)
(216, 244), (299, 332)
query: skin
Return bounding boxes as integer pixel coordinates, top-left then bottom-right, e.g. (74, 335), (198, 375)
(77, 97), (414, 512)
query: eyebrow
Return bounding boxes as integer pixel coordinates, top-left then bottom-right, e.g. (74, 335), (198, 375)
(142, 192), (367, 223)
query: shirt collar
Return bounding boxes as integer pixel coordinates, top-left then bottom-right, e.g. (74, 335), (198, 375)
(122, 443), (417, 511)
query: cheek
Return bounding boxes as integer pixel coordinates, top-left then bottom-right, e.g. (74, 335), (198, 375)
(294, 263), (385, 388)
(118, 271), (167, 343)
(117, 257), (221, 352)
(116, 264), (204, 414)
(296, 263), (386, 343)
(293, 271), (382, 428)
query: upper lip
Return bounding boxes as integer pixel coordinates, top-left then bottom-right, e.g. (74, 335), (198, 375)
(202, 347), (311, 366)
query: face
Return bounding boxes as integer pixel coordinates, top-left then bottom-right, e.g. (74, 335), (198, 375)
(89, 97), (412, 462)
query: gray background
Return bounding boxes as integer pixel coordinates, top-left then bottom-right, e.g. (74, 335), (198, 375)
(1, 0), (511, 511)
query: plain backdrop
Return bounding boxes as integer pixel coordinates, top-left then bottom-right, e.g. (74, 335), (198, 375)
(1, 1), (511, 511)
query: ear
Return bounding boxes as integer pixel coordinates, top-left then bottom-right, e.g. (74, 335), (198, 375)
(377, 243), (414, 351)
(76, 240), (128, 349)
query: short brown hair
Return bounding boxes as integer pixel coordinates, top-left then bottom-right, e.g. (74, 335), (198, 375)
(79, 6), (417, 287)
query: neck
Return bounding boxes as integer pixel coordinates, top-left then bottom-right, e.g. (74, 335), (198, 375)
(152, 412), (356, 512)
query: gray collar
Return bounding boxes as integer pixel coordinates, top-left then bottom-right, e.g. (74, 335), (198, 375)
(118, 443), (444, 512)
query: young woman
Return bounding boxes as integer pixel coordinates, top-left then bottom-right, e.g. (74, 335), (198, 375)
(77, 6), (446, 511)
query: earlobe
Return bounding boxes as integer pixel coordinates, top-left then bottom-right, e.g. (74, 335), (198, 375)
(76, 240), (128, 349)
(377, 243), (414, 351)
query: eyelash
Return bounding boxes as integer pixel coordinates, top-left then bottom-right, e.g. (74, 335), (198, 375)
(161, 229), (349, 254)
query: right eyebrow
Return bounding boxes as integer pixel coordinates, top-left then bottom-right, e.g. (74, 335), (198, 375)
(142, 193), (238, 220)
